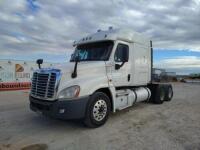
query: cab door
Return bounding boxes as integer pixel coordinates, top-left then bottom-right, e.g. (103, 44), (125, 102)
(111, 42), (131, 87)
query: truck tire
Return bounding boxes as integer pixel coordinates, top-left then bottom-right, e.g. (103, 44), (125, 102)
(153, 85), (166, 104)
(84, 92), (111, 128)
(165, 85), (173, 101)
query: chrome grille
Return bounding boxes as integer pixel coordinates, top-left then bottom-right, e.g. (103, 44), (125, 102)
(31, 71), (58, 99)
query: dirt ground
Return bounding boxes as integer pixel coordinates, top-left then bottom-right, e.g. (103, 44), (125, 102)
(0, 83), (200, 150)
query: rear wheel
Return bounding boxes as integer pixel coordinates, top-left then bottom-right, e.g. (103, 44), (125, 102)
(84, 92), (111, 128)
(165, 85), (173, 101)
(153, 85), (166, 104)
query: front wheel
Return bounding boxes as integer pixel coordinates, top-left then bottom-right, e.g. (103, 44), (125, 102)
(84, 92), (111, 128)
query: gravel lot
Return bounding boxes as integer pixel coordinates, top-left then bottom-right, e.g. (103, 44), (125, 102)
(0, 83), (200, 150)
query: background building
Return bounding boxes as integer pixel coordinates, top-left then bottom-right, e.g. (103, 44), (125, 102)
(0, 59), (59, 90)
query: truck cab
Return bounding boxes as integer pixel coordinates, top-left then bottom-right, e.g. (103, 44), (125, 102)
(29, 28), (173, 127)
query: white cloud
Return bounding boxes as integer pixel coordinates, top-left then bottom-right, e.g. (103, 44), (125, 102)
(0, 0), (200, 60)
(149, 4), (168, 11)
(124, 9), (144, 18)
(155, 56), (200, 69)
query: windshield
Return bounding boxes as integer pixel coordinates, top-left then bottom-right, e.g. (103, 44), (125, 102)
(70, 41), (113, 61)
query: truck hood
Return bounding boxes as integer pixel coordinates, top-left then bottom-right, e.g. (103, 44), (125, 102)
(54, 61), (108, 95)
(55, 61), (105, 75)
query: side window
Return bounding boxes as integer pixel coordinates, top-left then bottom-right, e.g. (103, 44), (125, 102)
(114, 44), (129, 62)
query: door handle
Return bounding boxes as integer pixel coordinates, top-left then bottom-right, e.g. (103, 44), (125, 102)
(127, 74), (131, 82)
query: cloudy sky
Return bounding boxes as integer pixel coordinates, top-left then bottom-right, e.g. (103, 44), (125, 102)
(0, 0), (200, 74)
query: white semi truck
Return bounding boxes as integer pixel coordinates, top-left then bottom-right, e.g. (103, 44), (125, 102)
(29, 28), (173, 127)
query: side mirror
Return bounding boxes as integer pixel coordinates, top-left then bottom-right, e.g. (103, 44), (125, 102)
(71, 55), (80, 78)
(36, 59), (43, 69)
(115, 64), (121, 70)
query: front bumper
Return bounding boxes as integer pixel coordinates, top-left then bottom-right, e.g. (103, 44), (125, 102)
(29, 96), (89, 120)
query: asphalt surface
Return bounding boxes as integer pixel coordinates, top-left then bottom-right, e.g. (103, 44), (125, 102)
(0, 83), (200, 150)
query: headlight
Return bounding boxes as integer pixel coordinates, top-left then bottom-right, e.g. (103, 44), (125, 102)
(58, 85), (80, 99)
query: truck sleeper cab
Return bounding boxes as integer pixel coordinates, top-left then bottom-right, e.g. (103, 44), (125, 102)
(29, 28), (173, 128)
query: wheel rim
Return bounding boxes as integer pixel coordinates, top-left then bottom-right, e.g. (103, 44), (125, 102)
(93, 99), (107, 122)
(168, 87), (172, 98)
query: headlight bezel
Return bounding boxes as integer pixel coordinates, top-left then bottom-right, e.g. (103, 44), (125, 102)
(58, 85), (80, 99)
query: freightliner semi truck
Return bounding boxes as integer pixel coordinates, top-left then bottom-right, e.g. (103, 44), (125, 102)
(29, 28), (173, 128)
